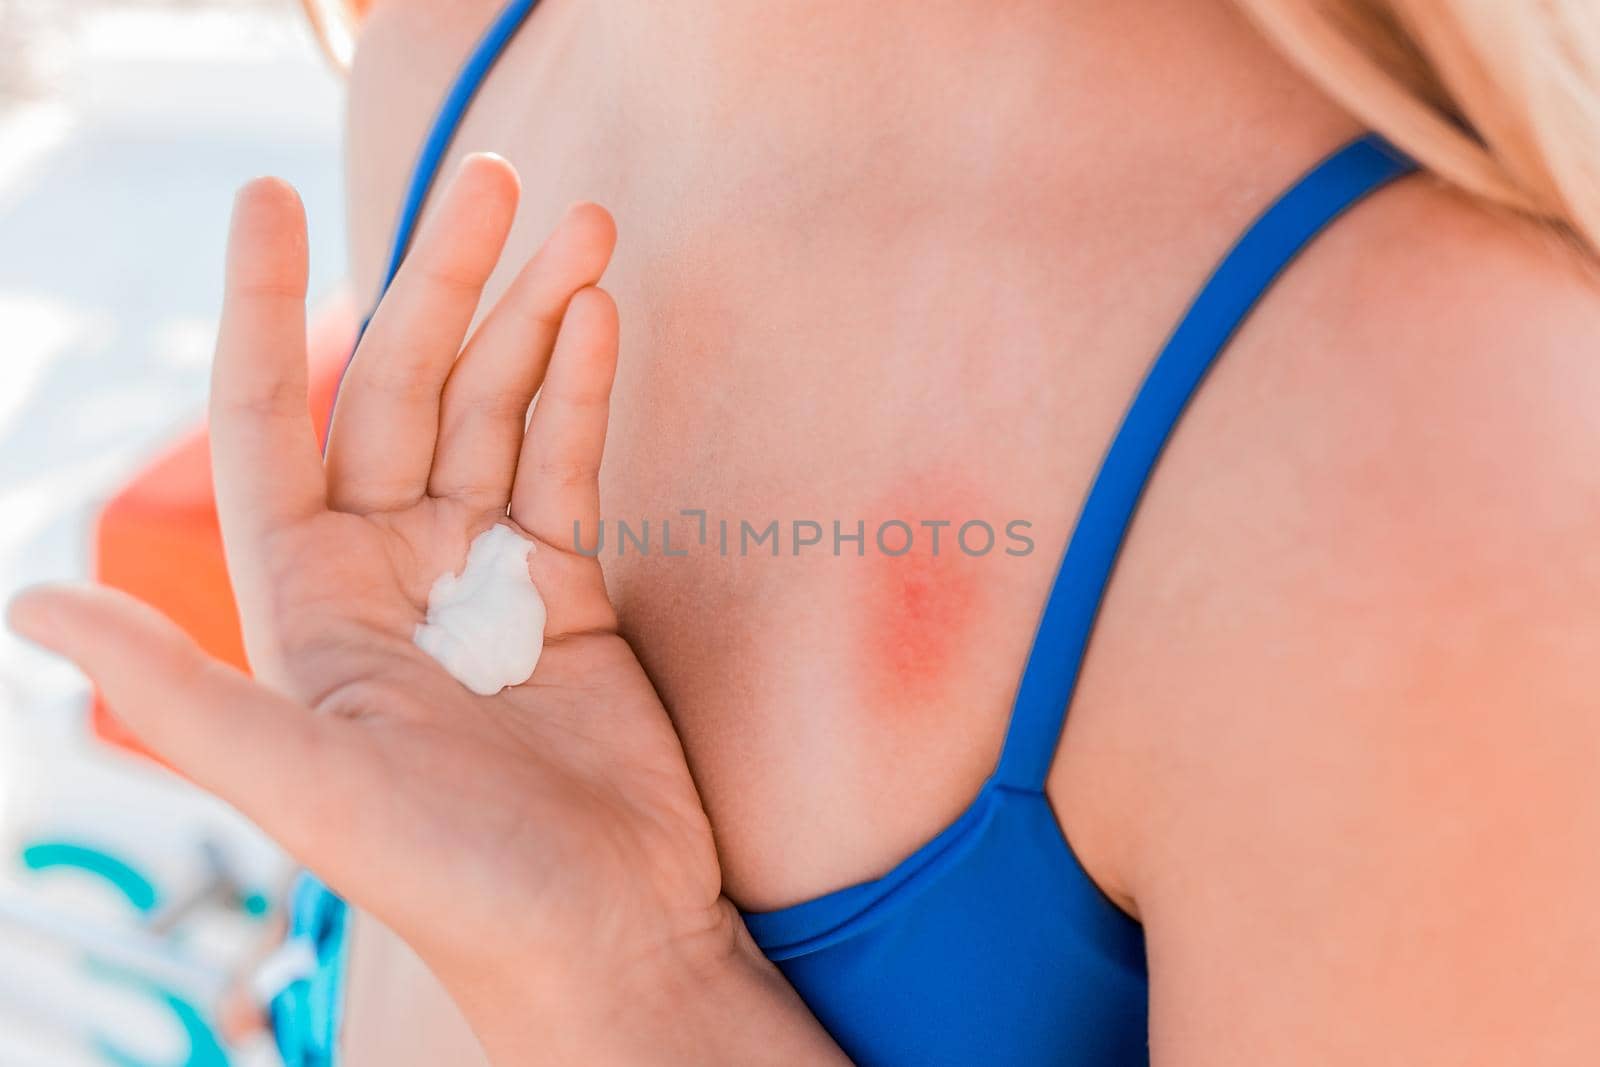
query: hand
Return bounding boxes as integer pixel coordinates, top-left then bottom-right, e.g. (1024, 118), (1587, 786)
(9, 156), (840, 1063)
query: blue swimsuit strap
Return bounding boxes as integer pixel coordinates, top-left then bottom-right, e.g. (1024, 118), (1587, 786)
(992, 133), (1416, 791)
(376, 0), (546, 295)
(328, 0), (546, 420)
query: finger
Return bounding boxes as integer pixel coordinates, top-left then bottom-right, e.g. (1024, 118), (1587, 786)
(510, 287), (619, 548)
(326, 153), (520, 513)
(5, 584), (341, 869)
(210, 178), (326, 573)
(429, 202), (616, 509)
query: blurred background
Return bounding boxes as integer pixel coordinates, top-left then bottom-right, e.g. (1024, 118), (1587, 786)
(0, 1), (348, 1062)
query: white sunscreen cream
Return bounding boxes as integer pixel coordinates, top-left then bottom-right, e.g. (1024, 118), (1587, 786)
(413, 524), (547, 696)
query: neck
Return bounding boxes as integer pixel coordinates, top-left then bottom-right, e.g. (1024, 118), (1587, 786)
(583, 0), (1360, 180)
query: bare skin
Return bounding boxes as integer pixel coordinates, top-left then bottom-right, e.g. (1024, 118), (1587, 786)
(332, 1), (1600, 1063)
(13, 0), (1600, 1063)
(344, 0), (1374, 917)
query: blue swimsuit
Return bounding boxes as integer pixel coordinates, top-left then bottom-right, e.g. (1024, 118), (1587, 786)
(271, 2), (1416, 1062)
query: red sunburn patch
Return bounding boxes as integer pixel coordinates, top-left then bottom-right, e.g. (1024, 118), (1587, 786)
(863, 545), (983, 706)
(853, 480), (996, 709)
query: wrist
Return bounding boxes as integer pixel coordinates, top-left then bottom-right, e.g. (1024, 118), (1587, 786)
(464, 898), (848, 1065)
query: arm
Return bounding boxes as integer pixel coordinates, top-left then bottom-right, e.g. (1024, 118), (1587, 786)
(1147, 596), (1600, 1063)
(1137, 225), (1600, 1063)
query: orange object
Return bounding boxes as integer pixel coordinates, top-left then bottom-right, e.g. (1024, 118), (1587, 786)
(91, 291), (358, 758)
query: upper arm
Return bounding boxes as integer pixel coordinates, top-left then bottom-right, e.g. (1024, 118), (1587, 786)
(1145, 592), (1600, 1064)
(1133, 187), (1600, 1064)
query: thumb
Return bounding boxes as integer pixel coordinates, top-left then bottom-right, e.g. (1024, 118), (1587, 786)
(7, 582), (343, 869)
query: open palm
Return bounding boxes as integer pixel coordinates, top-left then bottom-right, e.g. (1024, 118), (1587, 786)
(8, 156), (725, 1035)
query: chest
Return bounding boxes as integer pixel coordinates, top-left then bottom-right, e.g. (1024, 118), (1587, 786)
(341, 2), (1211, 905)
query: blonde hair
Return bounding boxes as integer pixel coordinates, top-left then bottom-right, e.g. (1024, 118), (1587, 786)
(1235, 0), (1600, 259)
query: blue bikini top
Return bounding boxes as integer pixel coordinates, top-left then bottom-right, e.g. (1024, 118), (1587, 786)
(271, 2), (1416, 1063)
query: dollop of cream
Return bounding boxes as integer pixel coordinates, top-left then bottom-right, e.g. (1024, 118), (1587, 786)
(413, 524), (546, 696)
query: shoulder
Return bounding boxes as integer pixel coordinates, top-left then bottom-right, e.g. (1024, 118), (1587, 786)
(1236, 174), (1600, 622)
(1174, 171), (1600, 607)
(1112, 177), (1600, 1060)
(1257, 168), (1600, 433)
(1132, 170), (1600, 843)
